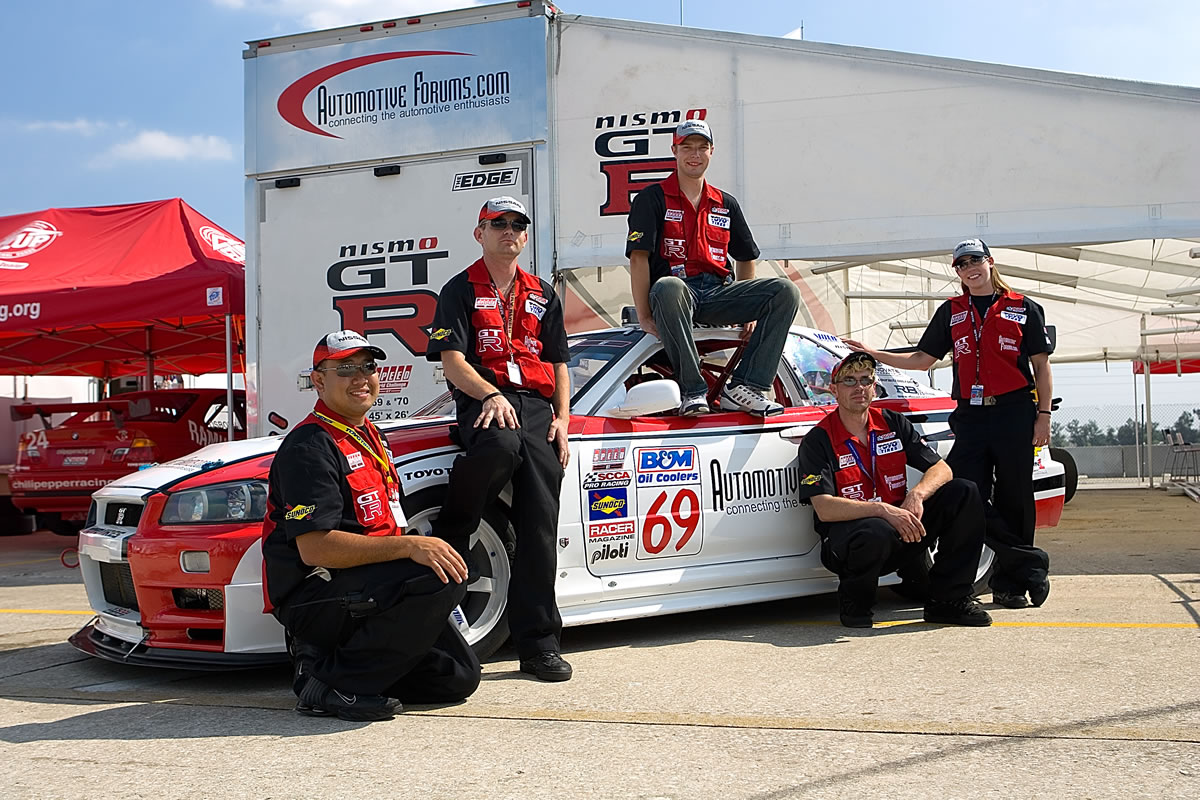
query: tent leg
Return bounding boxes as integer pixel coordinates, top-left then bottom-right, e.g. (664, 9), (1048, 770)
(225, 313), (234, 442)
(144, 325), (155, 392)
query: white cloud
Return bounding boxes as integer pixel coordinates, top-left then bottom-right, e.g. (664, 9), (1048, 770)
(213, 0), (482, 30)
(22, 118), (113, 136)
(92, 130), (234, 167)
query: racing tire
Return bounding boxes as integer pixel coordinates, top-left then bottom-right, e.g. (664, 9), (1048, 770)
(401, 487), (515, 660)
(1050, 447), (1078, 504)
(38, 513), (84, 538)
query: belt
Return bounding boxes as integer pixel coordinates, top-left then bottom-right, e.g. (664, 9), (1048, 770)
(957, 392), (1034, 409)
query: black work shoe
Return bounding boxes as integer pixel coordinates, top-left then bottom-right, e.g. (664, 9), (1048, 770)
(290, 638), (327, 698)
(838, 589), (874, 628)
(992, 590), (1030, 609)
(1029, 578), (1051, 607)
(924, 596), (993, 627)
(295, 675), (402, 721)
(520, 651), (573, 682)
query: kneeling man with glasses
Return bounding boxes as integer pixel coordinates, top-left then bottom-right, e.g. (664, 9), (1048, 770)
(261, 329), (480, 721)
(796, 352), (993, 629)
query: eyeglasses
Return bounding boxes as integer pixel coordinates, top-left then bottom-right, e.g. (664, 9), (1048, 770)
(315, 361), (378, 377)
(836, 376), (875, 387)
(954, 255), (988, 270)
(485, 218), (528, 232)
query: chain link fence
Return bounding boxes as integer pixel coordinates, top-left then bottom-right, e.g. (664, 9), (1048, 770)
(1050, 400), (1200, 482)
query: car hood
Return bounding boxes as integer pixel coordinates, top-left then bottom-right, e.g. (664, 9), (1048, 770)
(97, 437), (282, 492)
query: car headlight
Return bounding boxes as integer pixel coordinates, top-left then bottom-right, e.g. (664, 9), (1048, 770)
(161, 481), (268, 525)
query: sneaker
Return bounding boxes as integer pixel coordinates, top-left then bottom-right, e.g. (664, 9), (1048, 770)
(289, 637), (327, 698)
(295, 675), (402, 721)
(1029, 578), (1051, 608)
(679, 394), (710, 417)
(719, 383), (784, 417)
(838, 588), (873, 628)
(992, 590), (1030, 609)
(519, 651), (573, 682)
(923, 596), (993, 627)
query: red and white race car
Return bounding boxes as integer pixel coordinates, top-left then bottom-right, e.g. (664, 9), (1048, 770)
(12, 389), (246, 536)
(69, 325), (1065, 667)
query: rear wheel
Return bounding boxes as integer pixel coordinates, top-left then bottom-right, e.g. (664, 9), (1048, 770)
(1050, 447), (1078, 504)
(401, 487), (514, 660)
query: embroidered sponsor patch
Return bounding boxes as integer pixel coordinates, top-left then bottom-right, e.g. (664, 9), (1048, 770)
(670, 264), (687, 277)
(838, 454), (856, 469)
(885, 473), (908, 490)
(285, 504), (315, 521)
(707, 213), (730, 229)
(528, 294), (548, 305)
(949, 311), (968, 326)
(430, 328), (452, 341)
(346, 451), (365, 471)
(628, 231), (644, 242)
(525, 298), (546, 320)
(1001, 310), (1027, 324)
(713, 207), (729, 214)
(708, 245), (726, 261)
(663, 238), (686, 260)
(477, 328), (504, 353)
(877, 431), (896, 441)
(474, 297), (499, 310)
(356, 490), (383, 522)
(953, 335), (971, 356)
(664, 209), (684, 222)
(840, 482), (865, 499)
(875, 439), (903, 456)
(802, 474), (822, 486)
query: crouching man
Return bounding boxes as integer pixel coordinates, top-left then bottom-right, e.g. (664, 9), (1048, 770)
(262, 330), (481, 721)
(796, 352), (993, 629)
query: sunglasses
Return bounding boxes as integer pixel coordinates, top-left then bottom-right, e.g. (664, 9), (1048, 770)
(485, 218), (528, 232)
(837, 376), (875, 387)
(954, 255), (988, 270)
(315, 361), (378, 377)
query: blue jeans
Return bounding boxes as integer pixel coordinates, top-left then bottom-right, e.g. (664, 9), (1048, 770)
(648, 273), (801, 397)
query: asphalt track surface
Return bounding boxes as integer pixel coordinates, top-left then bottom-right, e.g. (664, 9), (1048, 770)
(0, 489), (1197, 799)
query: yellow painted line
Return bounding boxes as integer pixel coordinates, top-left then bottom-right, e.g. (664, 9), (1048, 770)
(0, 557), (62, 567)
(0, 609), (93, 616)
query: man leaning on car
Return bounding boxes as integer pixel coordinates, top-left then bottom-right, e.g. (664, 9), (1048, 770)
(261, 329), (481, 722)
(796, 351), (993, 629)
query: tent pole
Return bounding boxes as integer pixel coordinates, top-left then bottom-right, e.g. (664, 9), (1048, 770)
(225, 313), (234, 442)
(1132, 363), (1140, 482)
(1142, 315), (1153, 488)
(144, 325), (155, 392)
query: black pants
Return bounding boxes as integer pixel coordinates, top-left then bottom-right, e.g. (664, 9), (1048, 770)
(433, 390), (566, 659)
(948, 403), (1051, 594)
(276, 559), (480, 701)
(819, 479), (985, 606)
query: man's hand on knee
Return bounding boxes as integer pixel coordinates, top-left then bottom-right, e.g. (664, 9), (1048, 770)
(740, 320), (757, 342)
(401, 535), (468, 584)
(639, 316), (659, 339)
(475, 394), (520, 429)
(878, 503), (926, 543)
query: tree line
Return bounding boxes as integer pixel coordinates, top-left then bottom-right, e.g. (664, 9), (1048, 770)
(1051, 410), (1200, 447)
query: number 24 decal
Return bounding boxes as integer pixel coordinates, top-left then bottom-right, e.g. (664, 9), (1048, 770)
(642, 488), (701, 555)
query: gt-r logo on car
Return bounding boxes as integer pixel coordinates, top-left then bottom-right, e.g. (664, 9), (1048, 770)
(637, 446), (696, 473)
(953, 335), (971, 357)
(477, 328), (504, 353)
(588, 489), (628, 520)
(0, 220), (63, 267)
(356, 490), (384, 522)
(593, 447), (626, 470)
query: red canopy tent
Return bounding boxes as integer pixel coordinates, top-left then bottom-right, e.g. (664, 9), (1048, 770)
(1133, 358), (1200, 375)
(0, 198), (245, 379)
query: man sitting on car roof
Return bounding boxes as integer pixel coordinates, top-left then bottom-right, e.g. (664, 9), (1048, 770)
(796, 351), (993, 629)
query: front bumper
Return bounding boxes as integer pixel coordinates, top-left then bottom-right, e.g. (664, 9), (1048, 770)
(68, 622), (286, 670)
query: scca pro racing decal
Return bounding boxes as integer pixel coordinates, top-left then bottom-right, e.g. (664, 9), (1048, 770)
(635, 446), (702, 560)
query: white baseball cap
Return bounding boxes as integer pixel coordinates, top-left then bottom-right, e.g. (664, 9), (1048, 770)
(673, 119), (713, 145)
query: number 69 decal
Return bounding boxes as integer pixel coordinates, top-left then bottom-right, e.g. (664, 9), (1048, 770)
(637, 487), (704, 559)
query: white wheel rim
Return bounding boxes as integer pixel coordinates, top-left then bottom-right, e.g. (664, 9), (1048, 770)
(406, 506), (510, 646)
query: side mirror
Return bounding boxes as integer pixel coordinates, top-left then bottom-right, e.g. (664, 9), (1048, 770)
(604, 380), (681, 418)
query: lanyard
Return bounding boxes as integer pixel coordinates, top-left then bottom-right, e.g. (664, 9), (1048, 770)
(492, 277), (518, 359)
(313, 411), (394, 488)
(845, 432), (877, 497)
(966, 293), (998, 384)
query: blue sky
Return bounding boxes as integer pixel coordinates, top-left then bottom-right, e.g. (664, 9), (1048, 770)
(2, 0), (1198, 413)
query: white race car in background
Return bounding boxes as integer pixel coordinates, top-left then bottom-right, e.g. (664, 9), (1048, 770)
(70, 323), (1066, 667)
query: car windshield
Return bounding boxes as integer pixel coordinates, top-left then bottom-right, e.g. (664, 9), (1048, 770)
(411, 330), (639, 417)
(784, 334), (843, 406)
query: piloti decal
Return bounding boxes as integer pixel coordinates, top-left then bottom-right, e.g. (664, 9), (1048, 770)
(588, 488), (628, 521)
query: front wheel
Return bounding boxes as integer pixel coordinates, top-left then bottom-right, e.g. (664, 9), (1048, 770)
(401, 488), (514, 660)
